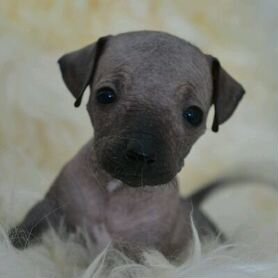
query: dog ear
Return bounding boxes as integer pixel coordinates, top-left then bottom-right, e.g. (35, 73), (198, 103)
(207, 55), (245, 132)
(58, 36), (110, 107)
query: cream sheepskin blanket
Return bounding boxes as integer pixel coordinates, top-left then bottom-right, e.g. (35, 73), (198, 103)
(0, 1), (277, 277)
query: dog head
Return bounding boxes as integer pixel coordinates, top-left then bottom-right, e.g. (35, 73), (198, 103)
(58, 31), (245, 187)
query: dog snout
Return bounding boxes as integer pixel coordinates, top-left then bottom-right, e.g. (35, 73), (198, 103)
(125, 140), (156, 165)
(98, 132), (176, 186)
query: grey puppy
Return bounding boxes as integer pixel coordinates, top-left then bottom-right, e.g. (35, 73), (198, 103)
(9, 31), (244, 260)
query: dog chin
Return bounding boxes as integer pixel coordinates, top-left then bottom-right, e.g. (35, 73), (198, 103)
(114, 173), (175, 187)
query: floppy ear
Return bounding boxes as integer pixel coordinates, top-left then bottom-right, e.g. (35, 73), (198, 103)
(58, 36), (110, 107)
(207, 55), (245, 132)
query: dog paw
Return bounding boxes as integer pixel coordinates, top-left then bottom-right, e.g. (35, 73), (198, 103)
(8, 226), (31, 249)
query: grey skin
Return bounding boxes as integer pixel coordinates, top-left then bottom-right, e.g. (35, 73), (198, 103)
(9, 31), (244, 260)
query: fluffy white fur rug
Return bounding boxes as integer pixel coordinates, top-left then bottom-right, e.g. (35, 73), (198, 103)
(1, 1), (278, 277)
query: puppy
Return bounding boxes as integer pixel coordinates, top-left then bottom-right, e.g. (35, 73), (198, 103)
(9, 31), (245, 260)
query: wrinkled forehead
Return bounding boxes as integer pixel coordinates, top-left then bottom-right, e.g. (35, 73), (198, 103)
(95, 32), (212, 98)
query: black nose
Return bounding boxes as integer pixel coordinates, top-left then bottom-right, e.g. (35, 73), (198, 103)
(126, 141), (156, 165)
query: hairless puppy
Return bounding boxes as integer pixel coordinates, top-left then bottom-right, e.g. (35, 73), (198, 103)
(9, 31), (245, 260)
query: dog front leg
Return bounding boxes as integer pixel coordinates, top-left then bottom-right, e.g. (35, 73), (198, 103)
(8, 196), (64, 249)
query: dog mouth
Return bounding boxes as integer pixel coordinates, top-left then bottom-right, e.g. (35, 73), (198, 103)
(98, 150), (177, 186)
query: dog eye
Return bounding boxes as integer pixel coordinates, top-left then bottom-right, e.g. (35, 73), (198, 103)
(183, 106), (203, 127)
(96, 87), (117, 104)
